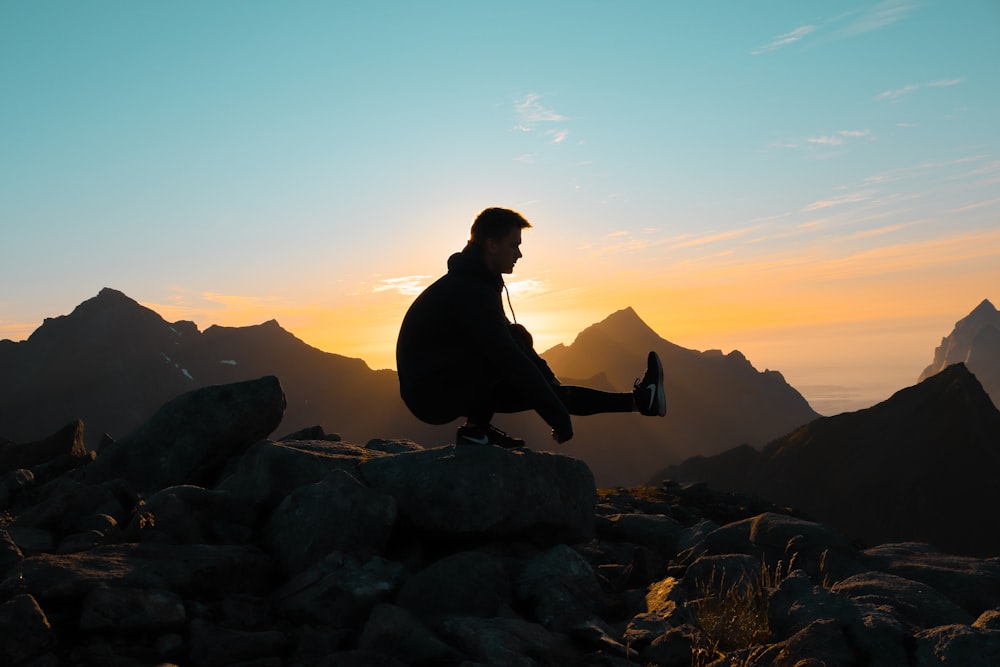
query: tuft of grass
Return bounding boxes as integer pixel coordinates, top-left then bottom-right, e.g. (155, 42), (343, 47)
(688, 560), (799, 666)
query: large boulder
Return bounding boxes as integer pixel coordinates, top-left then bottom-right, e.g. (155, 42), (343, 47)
(217, 439), (383, 514)
(359, 445), (596, 542)
(75, 376), (286, 492)
(264, 470), (397, 575)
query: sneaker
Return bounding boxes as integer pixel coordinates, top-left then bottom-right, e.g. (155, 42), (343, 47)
(633, 351), (666, 417)
(456, 423), (525, 449)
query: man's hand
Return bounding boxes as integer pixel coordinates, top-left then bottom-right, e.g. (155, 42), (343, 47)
(551, 427), (573, 444)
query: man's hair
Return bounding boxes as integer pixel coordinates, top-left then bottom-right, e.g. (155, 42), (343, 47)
(469, 207), (531, 244)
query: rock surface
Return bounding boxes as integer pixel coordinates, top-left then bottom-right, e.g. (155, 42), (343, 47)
(0, 376), (998, 666)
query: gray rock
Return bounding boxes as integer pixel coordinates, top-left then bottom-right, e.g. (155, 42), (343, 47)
(318, 650), (410, 667)
(360, 444), (596, 542)
(0, 420), (87, 475)
(914, 624), (1000, 667)
(0, 529), (24, 575)
(0, 594), (54, 666)
(79, 585), (186, 630)
(75, 376), (286, 492)
(264, 469), (396, 574)
(125, 484), (253, 545)
(275, 551), (403, 627)
(602, 513), (683, 553)
(832, 570), (972, 629)
(13, 478), (124, 534)
(358, 603), (466, 664)
(365, 437), (424, 454)
(217, 439), (382, 514)
(1, 543), (273, 601)
(862, 542), (1000, 615)
(396, 550), (512, 621)
(437, 615), (580, 667)
(974, 609), (1000, 630)
(748, 512), (861, 583)
(770, 618), (857, 667)
(188, 617), (286, 667)
(0, 468), (34, 508)
(641, 623), (697, 667)
(4, 526), (54, 555)
(516, 544), (604, 633)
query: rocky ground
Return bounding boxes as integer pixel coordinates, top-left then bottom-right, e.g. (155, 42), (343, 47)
(1, 375), (999, 666)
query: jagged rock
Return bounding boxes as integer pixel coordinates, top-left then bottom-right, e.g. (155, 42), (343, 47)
(357, 603), (466, 664)
(515, 543), (604, 633)
(436, 615), (581, 666)
(1, 543), (273, 600)
(365, 437), (424, 454)
(318, 651), (409, 667)
(4, 526), (54, 555)
(395, 550), (512, 621)
(599, 513), (683, 554)
(913, 623), (1000, 666)
(862, 542), (1000, 615)
(79, 586), (186, 630)
(0, 420), (87, 475)
(831, 570), (972, 628)
(0, 530), (24, 575)
(0, 468), (34, 509)
(125, 484), (252, 545)
(641, 623), (697, 667)
(188, 617), (286, 667)
(769, 618), (858, 667)
(217, 439), (381, 515)
(264, 470), (396, 575)
(74, 376), (286, 492)
(0, 594), (54, 666)
(274, 551), (403, 627)
(975, 609), (1000, 631)
(766, 569), (914, 665)
(359, 444), (596, 542)
(14, 478), (126, 535)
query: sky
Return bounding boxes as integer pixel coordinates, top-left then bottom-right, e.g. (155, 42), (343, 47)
(2, 1), (998, 415)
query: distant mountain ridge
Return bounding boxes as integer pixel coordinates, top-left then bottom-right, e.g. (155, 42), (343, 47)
(920, 298), (1000, 408)
(531, 307), (820, 484)
(0, 289), (819, 486)
(661, 363), (1000, 556)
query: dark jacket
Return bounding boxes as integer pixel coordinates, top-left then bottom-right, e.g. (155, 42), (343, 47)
(396, 242), (571, 433)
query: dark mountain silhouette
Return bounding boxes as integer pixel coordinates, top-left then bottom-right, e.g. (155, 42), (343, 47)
(920, 298), (1000, 408)
(661, 363), (1000, 556)
(0, 290), (817, 486)
(508, 308), (820, 485)
(0, 288), (437, 449)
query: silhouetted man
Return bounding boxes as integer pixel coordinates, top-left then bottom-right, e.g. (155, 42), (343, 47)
(396, 207), (666, 448)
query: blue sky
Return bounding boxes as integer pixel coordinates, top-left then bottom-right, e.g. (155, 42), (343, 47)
(2, 1), (999, 414)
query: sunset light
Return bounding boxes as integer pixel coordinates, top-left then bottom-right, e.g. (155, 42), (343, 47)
(2, 1), (998, 415)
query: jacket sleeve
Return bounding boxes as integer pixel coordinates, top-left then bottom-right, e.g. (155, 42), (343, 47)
(458, 285), (572, 434)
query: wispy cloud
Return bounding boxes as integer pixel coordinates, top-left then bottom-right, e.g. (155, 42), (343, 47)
(669, 225), (764, 250)
(802, 189), (877, 212)
(514, 93), (570, 144)
(843, 0), (919, 35)
(370, 276), (431, 296)
(773, 129), (874, 151)
(875, 78), (963, 101)
(752, 25), (816, 55)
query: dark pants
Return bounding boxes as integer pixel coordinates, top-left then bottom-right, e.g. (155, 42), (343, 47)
(403, 323), (633, 425)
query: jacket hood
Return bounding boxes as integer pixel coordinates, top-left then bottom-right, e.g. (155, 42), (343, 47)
(447, 242), (503, 292)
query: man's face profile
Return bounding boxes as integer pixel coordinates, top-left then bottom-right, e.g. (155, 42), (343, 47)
(484, 228), (523, 275)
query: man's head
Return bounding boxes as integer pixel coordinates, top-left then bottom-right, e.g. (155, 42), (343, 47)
(470, 207), (531, 275)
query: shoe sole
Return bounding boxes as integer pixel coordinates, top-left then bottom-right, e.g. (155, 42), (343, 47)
(650, 353), (666, 417)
